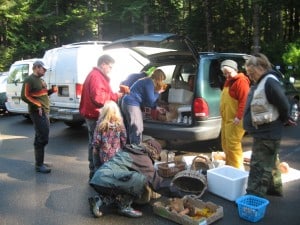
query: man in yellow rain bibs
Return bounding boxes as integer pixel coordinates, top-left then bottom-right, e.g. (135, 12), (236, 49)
(220, 60), (250, 169)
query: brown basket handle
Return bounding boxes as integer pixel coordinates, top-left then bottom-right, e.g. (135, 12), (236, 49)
(191, 155), (211, 170)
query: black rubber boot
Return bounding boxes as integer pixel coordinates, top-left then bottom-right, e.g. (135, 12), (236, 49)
(88, 195), (103, 217)
(116, 195), (142, 218)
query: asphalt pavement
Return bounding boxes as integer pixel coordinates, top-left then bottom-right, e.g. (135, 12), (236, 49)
(0, 114), (300, 225)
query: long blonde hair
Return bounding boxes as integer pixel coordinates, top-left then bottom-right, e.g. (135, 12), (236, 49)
(96, 100), (124, 132)
(150, 69), (166, 91)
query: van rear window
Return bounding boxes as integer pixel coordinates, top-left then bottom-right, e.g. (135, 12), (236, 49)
(7, 64), (30, 84)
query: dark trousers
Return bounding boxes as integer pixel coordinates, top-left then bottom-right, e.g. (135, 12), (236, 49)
(30, 110), (50, 166)
(246, 138), (282, 197)
(92, 184), (134, 208)
(85, 118), (97, 174)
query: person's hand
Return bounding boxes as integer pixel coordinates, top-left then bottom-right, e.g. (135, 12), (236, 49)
(158, 88), (165, 94)
(233, 117), (240, 125)
(117, 92), (124, 98)
(119, 85), (130, 94)
(38, 108), (43, 116)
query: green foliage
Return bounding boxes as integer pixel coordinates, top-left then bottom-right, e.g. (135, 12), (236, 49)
(0, 46), (14, 71)
(0, 0), (299, 71)
(283, 39), (300, 78)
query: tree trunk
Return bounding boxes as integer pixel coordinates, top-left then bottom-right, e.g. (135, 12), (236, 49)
(144, 14), (149, 34)
(204, 0), (213, 51)
(252, 1), (260, 54)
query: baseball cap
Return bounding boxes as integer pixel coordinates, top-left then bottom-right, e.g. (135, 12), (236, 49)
(33, 60), (49, 70)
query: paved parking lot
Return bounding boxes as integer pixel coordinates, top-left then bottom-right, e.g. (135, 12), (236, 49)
(0, 115), (300, 225)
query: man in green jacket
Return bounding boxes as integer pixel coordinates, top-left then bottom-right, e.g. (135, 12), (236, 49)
(21, 60), (57, 173)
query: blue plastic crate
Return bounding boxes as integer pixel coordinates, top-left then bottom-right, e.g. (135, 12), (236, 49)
(236, 195), (269, 222)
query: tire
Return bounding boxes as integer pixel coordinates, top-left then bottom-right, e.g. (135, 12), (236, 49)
(23, 114), (30, 119)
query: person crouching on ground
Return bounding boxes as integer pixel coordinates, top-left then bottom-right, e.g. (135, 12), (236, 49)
(88, 143), (162, 218)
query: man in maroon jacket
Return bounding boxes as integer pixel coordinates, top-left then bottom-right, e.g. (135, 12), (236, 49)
(79, 54), (124, 180)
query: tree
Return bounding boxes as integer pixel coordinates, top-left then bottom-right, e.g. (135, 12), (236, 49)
(0, 0), (299, 71)
(251, 0), (261, 54)
(283, 39), (300, 78)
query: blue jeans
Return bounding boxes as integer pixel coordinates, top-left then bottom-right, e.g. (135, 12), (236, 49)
(30, 110), (50, 166)
(85, 118), (97, 174)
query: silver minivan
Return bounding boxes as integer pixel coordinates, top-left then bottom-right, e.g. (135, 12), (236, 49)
(103, 33), (299, 145)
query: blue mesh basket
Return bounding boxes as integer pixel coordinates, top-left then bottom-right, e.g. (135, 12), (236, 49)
(236, 195), (269, 222)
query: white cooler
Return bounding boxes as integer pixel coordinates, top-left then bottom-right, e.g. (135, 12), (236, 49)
(207, 165), (249, 201)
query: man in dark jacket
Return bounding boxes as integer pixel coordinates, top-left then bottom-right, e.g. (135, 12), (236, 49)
(79, 54), (124, 180)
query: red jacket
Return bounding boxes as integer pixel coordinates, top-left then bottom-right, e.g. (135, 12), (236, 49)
(79, 67), (118, 120)
(222, 73), (250, 119)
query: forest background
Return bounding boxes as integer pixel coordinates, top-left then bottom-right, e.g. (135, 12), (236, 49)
(0, 0), (299, 77)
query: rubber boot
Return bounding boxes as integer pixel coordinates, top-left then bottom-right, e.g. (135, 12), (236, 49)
(116, 195), (142, 218)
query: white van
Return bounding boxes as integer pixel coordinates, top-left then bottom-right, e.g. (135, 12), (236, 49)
(5, 58), (41, 116)
(43, 41), (145, 127)
(42, 41), (109, 126)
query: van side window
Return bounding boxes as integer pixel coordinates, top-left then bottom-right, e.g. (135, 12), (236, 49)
(7, 64), (29, 84)
(171, 63), (196, 90)
(155, 65), (175, 102)
(159, 65), (175, 84)
(208, 60), (224, 89)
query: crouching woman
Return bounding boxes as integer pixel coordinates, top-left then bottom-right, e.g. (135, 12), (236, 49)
(89, 142), (162, 218)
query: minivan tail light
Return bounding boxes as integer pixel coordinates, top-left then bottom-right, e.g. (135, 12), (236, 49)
(76, 83), (83, 99)
(193, 97), (209, 120)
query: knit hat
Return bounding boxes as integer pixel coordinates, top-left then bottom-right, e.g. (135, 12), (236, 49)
(220, 60), (238, 71)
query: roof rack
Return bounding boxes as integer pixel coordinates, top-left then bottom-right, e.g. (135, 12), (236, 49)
(66, 41), (111, 46)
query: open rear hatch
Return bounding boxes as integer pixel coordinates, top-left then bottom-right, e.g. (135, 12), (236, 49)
(105, 33), (200, 127)
(103, 33), (199, 64)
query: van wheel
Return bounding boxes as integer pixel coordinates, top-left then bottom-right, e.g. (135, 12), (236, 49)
(23, 114), (30, 119)
(64, 121), (84, 127)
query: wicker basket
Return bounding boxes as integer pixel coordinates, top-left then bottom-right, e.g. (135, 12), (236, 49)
(192, 155), (214, 173)
(158, 160), (186, 178)
(171, 156), (208, 198)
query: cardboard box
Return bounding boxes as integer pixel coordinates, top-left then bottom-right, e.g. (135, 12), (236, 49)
(168, 88), (193, 104)
(153, 196), (223, 225)
(207, 165), (249, 201)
